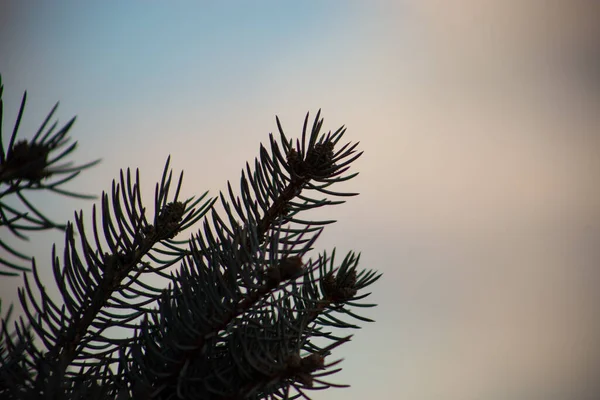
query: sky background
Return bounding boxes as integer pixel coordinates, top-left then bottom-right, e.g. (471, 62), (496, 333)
(1, 1), (599, 399)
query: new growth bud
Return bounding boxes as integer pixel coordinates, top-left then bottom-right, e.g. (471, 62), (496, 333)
(286, 140), (336, 179)
(283, 352), (326, 388)
(2, 140), (51, 181)
(266, 256), (305, 287)
(322, 268), (358, 303)
(155, 201), (185, 239)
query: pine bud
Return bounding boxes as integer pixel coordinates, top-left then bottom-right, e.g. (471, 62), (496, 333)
(266, 265), (282, 287)
(301, 353), (325, 371)
(295, 372), (314, 387)
(305, 141), (335, 176)
(285, 353), (302, 370)
(266, 256), (304, 288)
(4, 140), (51, 181)
(322, 268), (358, 302)
(156, 201), (185, 239)
(278, 256), (304, 280)
(286, 148), (305, 176)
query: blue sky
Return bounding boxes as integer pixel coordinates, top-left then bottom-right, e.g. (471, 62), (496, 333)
(1, 2), (599, 399)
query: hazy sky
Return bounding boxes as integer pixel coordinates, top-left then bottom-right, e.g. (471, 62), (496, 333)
(1, 2), (599, 399)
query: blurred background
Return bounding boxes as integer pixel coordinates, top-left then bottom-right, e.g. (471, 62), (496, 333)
(1, 1), (599, 399)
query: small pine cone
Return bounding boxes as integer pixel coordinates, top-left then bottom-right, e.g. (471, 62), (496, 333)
(322, 270), (358, 303)
(158, 201), (185, 224)
(301, 353), (325, 372)
(164, 221), (181, 239)
(339, 268), (357, 288)
(278, 256), (304, 280)
(338, 286), (358, 300)
(286, 148), (299, 165)
(321, 272), (337, 298)
(320, 141), (335, 162)
(295, 372), (314, 387)
(101, 252), (126, 272)
(285, 353), (302, 370)
(266, 265), (282, 287)
(305, 141), (334, 174)
(5, 140), (51, 181)
(266, 257), (304, 288)
(141, 224), (156, 237)
(155, 201), (185, 238)
(286, 148), (305, 176)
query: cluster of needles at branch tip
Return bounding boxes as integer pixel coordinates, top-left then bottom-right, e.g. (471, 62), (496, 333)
(0, 75), (101, 274)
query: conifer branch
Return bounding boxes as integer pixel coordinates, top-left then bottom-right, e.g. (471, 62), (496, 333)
(0, 74), (381, 399)
(0, 75), (100, 276)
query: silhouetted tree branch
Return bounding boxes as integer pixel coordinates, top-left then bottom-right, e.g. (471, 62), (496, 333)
(0, 75), (381, 400)
(0, 74), (100, 276)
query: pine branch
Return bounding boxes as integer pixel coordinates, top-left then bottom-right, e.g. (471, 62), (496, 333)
(0, 106), (381, 400)
(1, 158), (215, 398)
(126, 112), (380, 400)
(0, 74), (100, 275)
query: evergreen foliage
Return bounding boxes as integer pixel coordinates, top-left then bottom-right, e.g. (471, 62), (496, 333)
(0, 75), (100, 276)
(0, 75), (381, 399)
